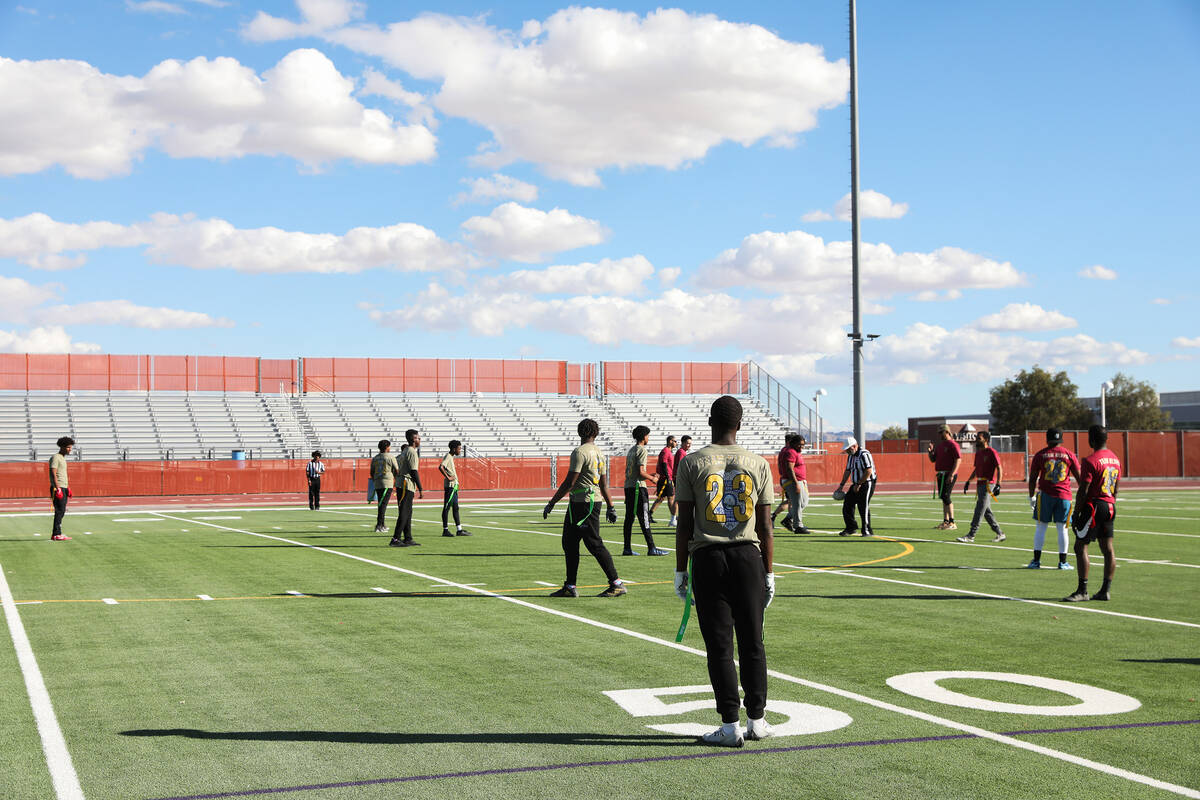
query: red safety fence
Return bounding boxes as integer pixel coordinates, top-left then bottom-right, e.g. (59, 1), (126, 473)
(877, 438), (921, 453)
(602, 361), (748, 395)
(1025, 430), (1199, 479)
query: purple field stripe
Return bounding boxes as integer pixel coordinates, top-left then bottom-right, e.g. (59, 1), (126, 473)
(144, 719), (1200, 800)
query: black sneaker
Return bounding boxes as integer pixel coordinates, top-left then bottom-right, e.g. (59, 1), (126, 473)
(1091, 589), (1111, 601)
(1062, 591), (1089, 602)
(620, 549), (638, 556)
(549, 584), (578, 598)
(388, 538), (404, 547)
(648, 515), (657, 524)
(455, 529), (472, 536)
(796, 526), (813, 535)
(860, 530), (874, 537)
(598, 583), (627, 597)
(402, 540), (421, 547)
(838, 529), (856, 536)
(780, 518), (795, 532)
(442, 529), (455, 537)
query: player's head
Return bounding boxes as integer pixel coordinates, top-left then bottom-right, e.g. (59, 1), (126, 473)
(577, 418), (599, 442)
(680, 435), (692, 450)
(311, 450), (321, 459)
(794, 433), (807, 449)
(1088, 425), (1108, 449)
(405, 429), (420, 447)
(709, 395), (743, 436)
(977, 431), (990, 445)
(938, 424), (952, 440)
(1046, 427), (1063, 446)
(666, 435), (676, 448)
(449, 439), (461, 455)
(632, 425), (650, 443)
(56, 436), (74, 452)
(378, 439), (391, 452)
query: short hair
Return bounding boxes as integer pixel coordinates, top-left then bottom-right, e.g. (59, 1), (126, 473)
(1088, 424), (1108, 449)
(311, 450), (321, 459)
(378, 439), (391, 451)
(405, 429), (419, 445)
(709, 395), (743, 431)
(449, 439), (461, 451)
(680, 435), (691, 445)
(977, 431), (990, 443)
(794, 433), (807, 446)
(1046, 427), (1063, 445)
(577, 418), (599, 440)
(666, 435), (676, 445)
(632, 425), (650, 441)
(56, 436), (75, 448)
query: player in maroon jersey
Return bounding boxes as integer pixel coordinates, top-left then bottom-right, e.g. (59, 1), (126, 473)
(1063, 425), (1122, 602)
(927, 425), (962, 530)
(1026, 427), (1082, 570)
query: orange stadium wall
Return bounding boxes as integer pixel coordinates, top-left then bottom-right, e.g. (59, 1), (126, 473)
(0, 452), (1031, 500)
(1026, 430), (1195, 478)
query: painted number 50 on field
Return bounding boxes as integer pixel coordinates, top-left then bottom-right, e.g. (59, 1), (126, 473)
(603, 685), (854, 737)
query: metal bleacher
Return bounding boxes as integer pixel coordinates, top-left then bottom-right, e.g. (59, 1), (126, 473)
(0, 390), (793, 462)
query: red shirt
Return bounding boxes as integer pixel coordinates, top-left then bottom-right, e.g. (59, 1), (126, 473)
(658, 446), (675, 480)
(1081, 449), (1121, 504)
(674, 448), (688, 474)
(777, 446), (806, 482)
(973, 447), (999, 482)
(1030, 445), (1080, 500)
(931, 438), (961, 472)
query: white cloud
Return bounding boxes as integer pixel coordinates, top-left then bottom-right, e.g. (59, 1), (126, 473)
(913, 289), (962, 302)
(700, 229), (1024, 297)
(256, 6), (847, 186)
(801, 210), (833, 223)
(973, 302), (1077, 332)
(461, 203), (608, 263)
(1078, 264), (1118, 280)
(0, 48), (435, 178)
(126, 0), (186, 14)
(243, 0), (364, 41)
(0, 275), (60, 319)
(803, 189), (908, 223)
(1172, 337), (1200, 348)
(36, 300), (234, 329)
(480, 256), (655, 296)
(869, 323), (1151, 384)
(0, 212), (469, 274)
(1151, 298), (1171, 306)
(657, 267), (682, 287)
(0, 326), (100, 354)
(453, 173), (538, 206)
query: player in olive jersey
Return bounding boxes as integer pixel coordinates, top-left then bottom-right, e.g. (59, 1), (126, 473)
(623, 425), (666, 556)
(674, 396), (775, 747)
(49, 436), (74, 541)
(1026, 427), (1081, 569)
(439, 440), (471, 537)
(390, 429), (424, 547)
(543, 419), (625, 597)
(371, 439), (400, 533)
(1063, 425), (1122, 602)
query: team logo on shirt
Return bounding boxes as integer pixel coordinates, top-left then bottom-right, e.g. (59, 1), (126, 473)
(704, 466), (755, 531)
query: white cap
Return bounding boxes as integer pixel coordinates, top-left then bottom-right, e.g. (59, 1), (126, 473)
(842, 436), (858, 452)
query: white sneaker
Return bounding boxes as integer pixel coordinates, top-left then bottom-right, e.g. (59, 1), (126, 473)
(746, 718), (774, 741)
(699, 722), (744, 748)
(668, 516), (677, 528)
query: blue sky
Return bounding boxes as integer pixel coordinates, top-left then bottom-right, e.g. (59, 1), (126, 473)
(1, 0), (1197, 431)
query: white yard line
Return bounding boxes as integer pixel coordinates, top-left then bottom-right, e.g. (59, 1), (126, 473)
(881, 534), (1200, 570)
(197, 595), (213, 601)
(148, 512), (1199, 799)
(0, 564), (86, 800)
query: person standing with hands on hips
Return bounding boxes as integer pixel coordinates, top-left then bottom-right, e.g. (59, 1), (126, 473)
(306, 450), (325, 510)
(674, 396), (775, 748)
(927, 425), (961, 530)
(390, 429), (424, 547)
(49, 436), (74, 541)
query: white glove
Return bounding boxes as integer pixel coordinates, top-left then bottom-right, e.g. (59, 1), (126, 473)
(765, 572), (776, 608)
(674, 570), (689, 602)
(1029, 494), (1037, 511)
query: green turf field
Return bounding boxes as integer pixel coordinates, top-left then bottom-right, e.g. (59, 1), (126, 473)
(2, 489), (1198, 800)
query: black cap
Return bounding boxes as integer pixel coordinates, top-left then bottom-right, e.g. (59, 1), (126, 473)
(1046, 427), (1063, 444)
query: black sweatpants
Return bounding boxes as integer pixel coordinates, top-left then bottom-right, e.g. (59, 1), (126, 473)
(842, 479), (876, 534)
(692, 542), (767, 723)
(308, 477), (321, 510)
(375, 487), (393, 529)
(562, 501), (618, 587)
(623, 486), (656, 550)
(51, 491), (69, 537)
(393, 486), (414, 542)
(442, 483), (460, 528)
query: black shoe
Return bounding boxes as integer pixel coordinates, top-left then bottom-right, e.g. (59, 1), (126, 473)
(860, 530), (874, 537)
(388, 538), (404, 547)
(838, 529), (856, 536)
(549, 584), (578, 598)
(780, 518), (795, 532)
(620, 549), (638, 556)
(442, 529), (455, 537)
(404, 540), (421, 546)
(648, 515), (657, 524)
(1062, 591), (1089, 602)
(796, 526), (813, 535)
(598, 583), (627, 597)
(456, 529), (472, 536)
(1091, 589), (1111, 601)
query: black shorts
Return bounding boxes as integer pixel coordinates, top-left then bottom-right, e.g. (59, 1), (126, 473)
(936, 472), (956, 504)
(1074, 500), (1115, 543)
(655, 476), (675, 498)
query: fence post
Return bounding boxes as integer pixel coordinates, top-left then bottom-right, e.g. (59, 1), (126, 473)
(550, 455), (558, 489)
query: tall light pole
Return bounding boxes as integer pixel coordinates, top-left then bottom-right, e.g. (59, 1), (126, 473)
(1101, 380), (1115, 427)
(849, 0), (865, 446)
(814, 388), (827, 451)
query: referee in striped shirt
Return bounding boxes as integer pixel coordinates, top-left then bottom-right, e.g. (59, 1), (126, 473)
(306, 450), (325, 510)
(835, 437), (876, 536)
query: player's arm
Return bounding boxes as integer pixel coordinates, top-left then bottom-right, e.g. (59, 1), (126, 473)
(675, 501), (694, 572)
(599, 473), (615, 508)
(410, 468), (424, 496)
(951, 454), (961, 476)
(544, 470), (579, 517)
(438, 462), (453, 482)
(756, 503), (773, 573)
(638, 460), (655, 483)
(1027, 456), (1038, 498)
(994, 456), (1002, 486)
(781, 457), (796, 484)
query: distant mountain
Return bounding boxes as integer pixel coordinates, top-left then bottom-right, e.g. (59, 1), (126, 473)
(825, 429), (883, 442)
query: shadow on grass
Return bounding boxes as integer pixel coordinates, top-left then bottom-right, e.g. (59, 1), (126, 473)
(1119, 657), (1200, 665)
(780, 593), (1000, 601)
(120, 728), (689, 746)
